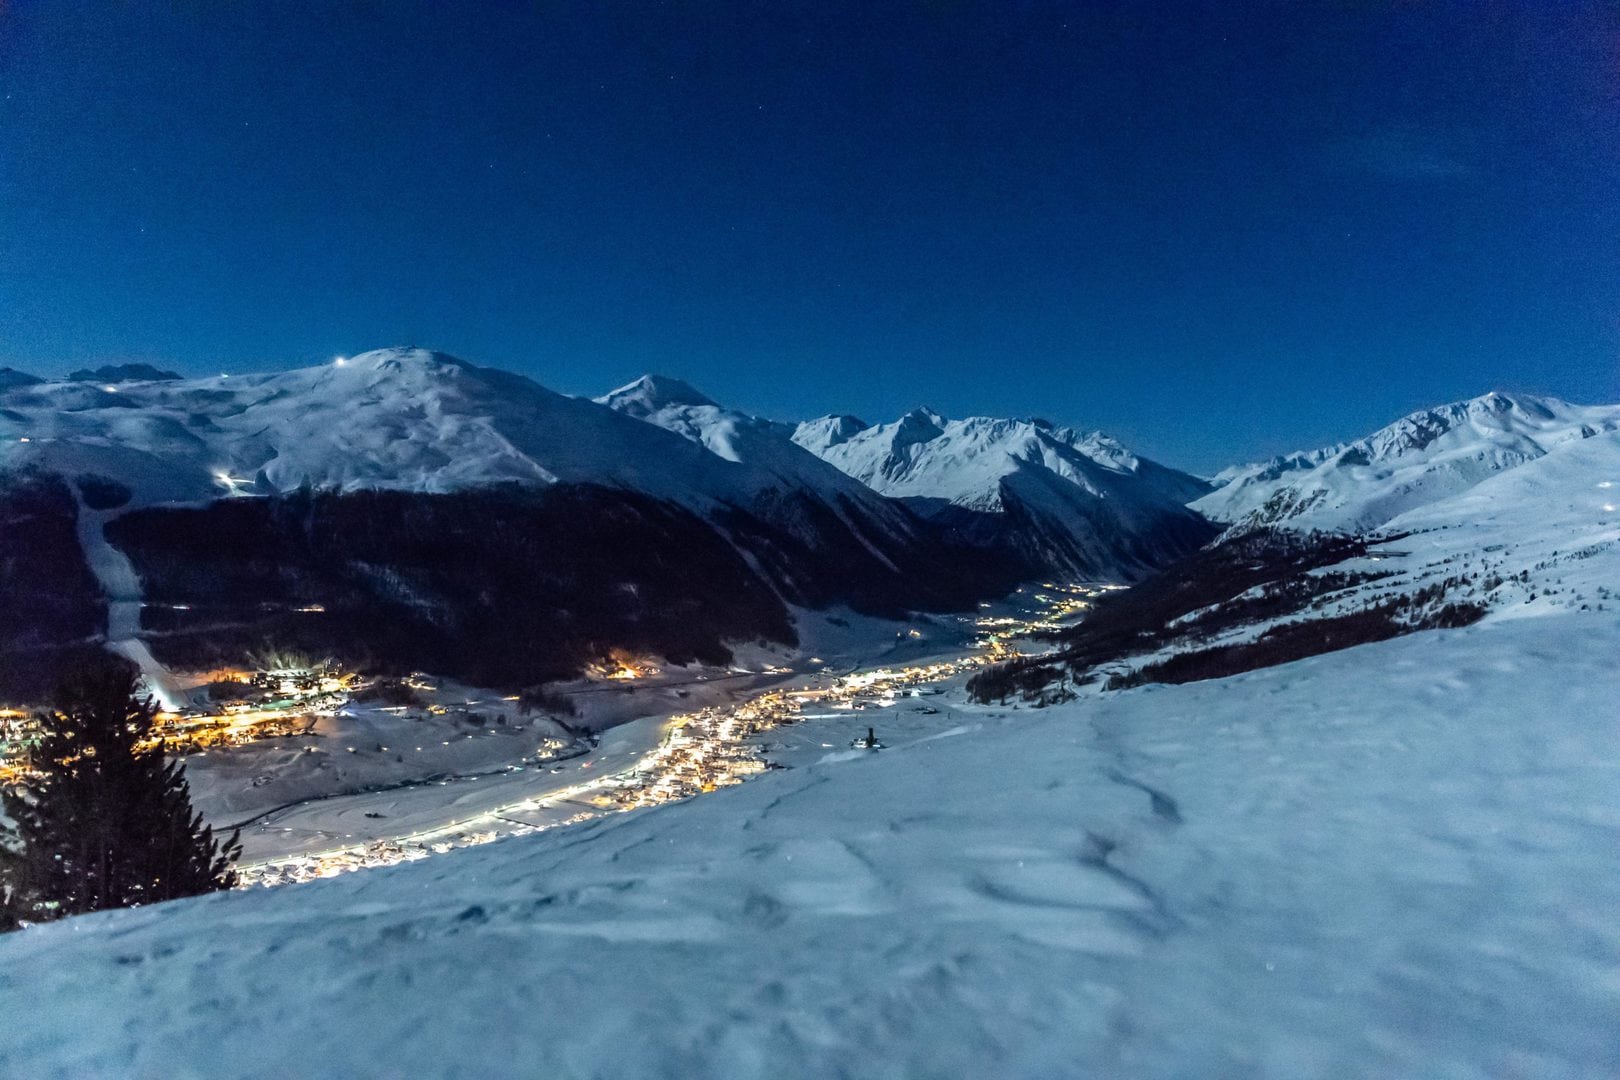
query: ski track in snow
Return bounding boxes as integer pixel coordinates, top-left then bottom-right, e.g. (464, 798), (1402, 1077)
(72, 501), (186, 711)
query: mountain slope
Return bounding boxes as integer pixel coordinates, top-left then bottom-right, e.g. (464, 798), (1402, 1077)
(595, 373), (1034, 614)
(793, 408), (1215, 580)
(0, 351), (1022, 695)
(977, 423), (1620, 703)
(0, 348), (759, 510)
(596, 374), (916, 533)
(2, 612), (1614, 1077)
(1196, 391), (1620, 534)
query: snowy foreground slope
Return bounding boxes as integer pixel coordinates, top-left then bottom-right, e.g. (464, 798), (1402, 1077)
(2, 615), (1617, 1078)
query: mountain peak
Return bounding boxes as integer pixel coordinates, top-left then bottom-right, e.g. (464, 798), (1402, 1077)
(0, 367), (43, 392)
(893, 407), (947, 447)
(901, 406), (947, 426)
(596, 374), (719, 417)
(345, 347), (473, 373)
(791, 414), (870, 454)
(67, 363), (182, 384)
(1197, 388), (1620, 533)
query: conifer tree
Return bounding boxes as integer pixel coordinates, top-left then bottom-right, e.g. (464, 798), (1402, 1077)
(0, 664), (239, 928)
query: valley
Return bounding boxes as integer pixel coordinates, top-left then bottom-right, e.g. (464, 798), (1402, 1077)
(2, 351), (1617, 1078)
(7, 9), (1616, 1074)
(208, 585), (1096, 885)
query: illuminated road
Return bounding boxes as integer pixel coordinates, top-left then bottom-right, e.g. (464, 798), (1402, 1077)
(231, 713), (672, 867)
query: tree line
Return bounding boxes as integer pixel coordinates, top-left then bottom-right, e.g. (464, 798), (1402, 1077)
(1, 663), (238, 931)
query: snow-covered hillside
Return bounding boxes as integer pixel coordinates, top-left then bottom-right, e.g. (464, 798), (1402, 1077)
(1, 611), (1614, 1077)
(4, 362), (1618, 1075)
(0, 351), (1059, 697)
(0, 349), (765, 511)
(1196, 392), (1620, 534)
(1004, 425), (1620, 699)
(793, 408), (1213, 579)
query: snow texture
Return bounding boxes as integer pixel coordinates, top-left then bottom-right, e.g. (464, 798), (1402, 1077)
(0, 349), (795, 513)
(0, 614), (1614, 1078)
(793, 407), (1209, 513)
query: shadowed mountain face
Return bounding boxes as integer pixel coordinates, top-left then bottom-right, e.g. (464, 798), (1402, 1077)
(67, 364), (183, 384)
(105, 485), (798, 688)
(0, 472), (110, 699)
(0, 351), (1045, 697)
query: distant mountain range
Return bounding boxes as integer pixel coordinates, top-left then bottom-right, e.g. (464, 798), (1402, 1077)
(1195, 392), (1620, 534)
(791, 407), (1213, 581)
(0, 350), (1200, 696)
(0, 348), (1612, 698)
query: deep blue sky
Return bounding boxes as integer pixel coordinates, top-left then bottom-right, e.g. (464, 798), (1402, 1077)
(2, 2), (1616, 471)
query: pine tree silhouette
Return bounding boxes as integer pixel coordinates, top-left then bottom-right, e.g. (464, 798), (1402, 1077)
(1, 664), (239, 928)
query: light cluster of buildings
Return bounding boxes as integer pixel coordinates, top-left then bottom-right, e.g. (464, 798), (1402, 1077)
(972, 582), (1102, 659)
(88, 584), (1104, 889)
(597, 653), (991, 812)
(601, 695), (784, 809)
(151, 665), (358, 753)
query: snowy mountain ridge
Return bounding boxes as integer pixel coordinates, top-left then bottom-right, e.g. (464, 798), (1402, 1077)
(595, 373), (722, 416)
(792, 407), (1209, 511)
(593, 374), (907, 525)
(0, 348), (773, 512)
(790, 406), (1215, 580)
(1197, 391), (1620, 534)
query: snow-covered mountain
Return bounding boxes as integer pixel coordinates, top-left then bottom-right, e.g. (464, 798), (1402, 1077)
(0, 349), (772, 510)
(596, 374), (918, 535)
(1196, 391), (1620, 534)
(0, 350), (1026, 696)
(793, 408), (1214, 580)
(794, 409), (1207, 509)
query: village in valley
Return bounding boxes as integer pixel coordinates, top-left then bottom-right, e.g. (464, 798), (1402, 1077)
(87, 583), (1104, 888)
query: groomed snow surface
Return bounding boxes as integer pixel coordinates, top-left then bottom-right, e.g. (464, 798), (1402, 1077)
(1, 614), (1616, 1078)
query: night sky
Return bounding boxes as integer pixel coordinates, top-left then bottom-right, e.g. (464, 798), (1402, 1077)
(3, 2), (1616, 471)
